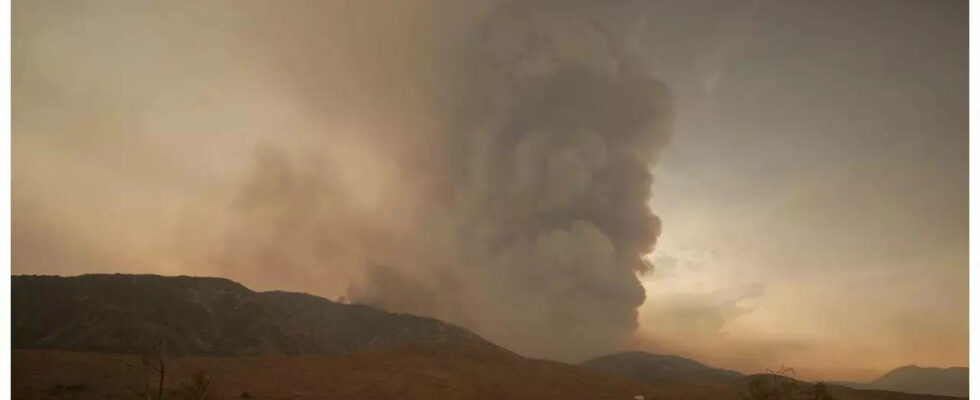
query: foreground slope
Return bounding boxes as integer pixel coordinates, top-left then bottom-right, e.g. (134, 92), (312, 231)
(13, 274), (491, 356)
(14, 348), (965, 400)
(13, 345), (656, 400)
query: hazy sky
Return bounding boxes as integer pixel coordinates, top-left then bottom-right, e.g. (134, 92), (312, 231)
(635, 0), (967, 380)
(12, 0), (966, 381)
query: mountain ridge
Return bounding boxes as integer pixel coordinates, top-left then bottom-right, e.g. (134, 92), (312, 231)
(830, 365), (968, 398)
(12, 273), (497, 356)
(584, 350), (968, 399)
(11, 274), (967, 400)
(580, 350), (744, 384)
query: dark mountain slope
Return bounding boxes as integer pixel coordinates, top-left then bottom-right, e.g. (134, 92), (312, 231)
(12, 274), (493, 356)
(581, 351), (743, 384)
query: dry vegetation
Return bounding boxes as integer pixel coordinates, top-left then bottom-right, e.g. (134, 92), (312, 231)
(13, 344), (655, 400)
(14, 346), (966, 400)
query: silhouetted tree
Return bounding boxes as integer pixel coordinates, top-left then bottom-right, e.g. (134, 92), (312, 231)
(142, 327), (167, 400)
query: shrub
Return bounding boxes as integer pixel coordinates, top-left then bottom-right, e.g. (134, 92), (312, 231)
(175, 372), (213, 400)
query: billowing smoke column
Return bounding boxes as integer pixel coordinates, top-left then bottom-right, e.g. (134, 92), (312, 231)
(347, 0), (674, 360)
(14, 0), (674, 361)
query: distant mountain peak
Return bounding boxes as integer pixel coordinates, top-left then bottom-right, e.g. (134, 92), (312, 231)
(887, 364), (965, 372)
(833, 363), (968, 398)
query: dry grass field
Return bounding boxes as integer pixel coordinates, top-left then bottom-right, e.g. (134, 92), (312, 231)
(13, 344), (656, 400)
(14, 345), (967, 400)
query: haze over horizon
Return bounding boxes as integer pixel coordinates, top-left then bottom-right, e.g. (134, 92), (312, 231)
(12, 0), (966, 382)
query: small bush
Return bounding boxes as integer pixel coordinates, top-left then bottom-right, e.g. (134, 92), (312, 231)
(175, 372), (212, 400)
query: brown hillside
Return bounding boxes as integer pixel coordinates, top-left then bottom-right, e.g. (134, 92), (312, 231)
(13, 274), (492, 356)
(13, 345), (655, 400)
(14, 347), (967, 400)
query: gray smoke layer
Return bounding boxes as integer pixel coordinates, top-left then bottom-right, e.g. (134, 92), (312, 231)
(340, 1), (675, 359)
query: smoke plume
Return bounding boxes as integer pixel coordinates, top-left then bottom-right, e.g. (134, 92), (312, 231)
(341, 0), (674, 359)
(14, 0), (673, 361)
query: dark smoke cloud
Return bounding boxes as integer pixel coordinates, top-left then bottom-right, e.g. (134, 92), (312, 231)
(341, 0), (674, 359)
(207, 0), (673, 360)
